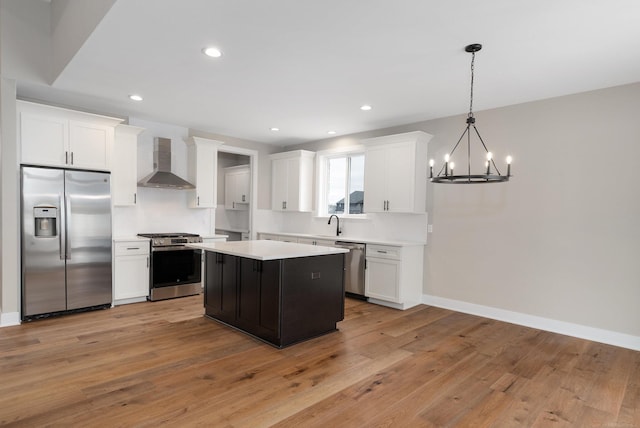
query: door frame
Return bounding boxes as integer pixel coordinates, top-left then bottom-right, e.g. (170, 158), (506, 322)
(217, 145), (258, 239)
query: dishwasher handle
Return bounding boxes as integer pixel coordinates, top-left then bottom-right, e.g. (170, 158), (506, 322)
(334, 241), (366, 251)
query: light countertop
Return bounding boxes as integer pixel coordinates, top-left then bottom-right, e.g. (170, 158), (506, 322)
(257, 231), (426, 247)
(113, 236), (150, 242)
(202, 234), (229, 240)
(188, 240), (348, 261)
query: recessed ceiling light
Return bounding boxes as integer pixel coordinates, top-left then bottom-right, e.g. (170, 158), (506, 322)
(129, 94), (143, 101)
(270, 127), (280, 132)
(327, 131), (336, 135)
(360, 104), (372, 111)
(202, 47), (222, 58)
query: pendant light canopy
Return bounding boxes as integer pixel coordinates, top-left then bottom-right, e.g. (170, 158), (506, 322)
(430, 44), (512, 184)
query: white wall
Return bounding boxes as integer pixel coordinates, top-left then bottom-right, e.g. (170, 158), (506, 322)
(50, 0), (116, 83)
(0, 0), (51, 83)
(0, 77), (20, 324)
(425, 83), (640, 339)
(290, 82), (640, 345)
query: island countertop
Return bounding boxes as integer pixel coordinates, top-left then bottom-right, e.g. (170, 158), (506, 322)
(188, 240), (348, 261)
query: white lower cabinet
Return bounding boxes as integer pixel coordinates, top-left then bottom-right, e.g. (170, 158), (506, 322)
(113, 240), (150, 304)
(365, 244), (424, 310)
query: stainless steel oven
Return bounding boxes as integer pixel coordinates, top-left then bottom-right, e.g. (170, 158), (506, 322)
(138, 233), (203, 301)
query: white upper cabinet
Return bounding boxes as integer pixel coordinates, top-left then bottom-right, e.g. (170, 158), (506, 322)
(363, 131), (432, 213)
(112, 124), (144, 206)
(224, 165), (250, 210)
(270, 150), (315, 212)
(187, 136), (224, 208)
(18, 101), (122, 171)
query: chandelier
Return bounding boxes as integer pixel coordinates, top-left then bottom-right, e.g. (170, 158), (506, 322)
(430, 44), (512, 184)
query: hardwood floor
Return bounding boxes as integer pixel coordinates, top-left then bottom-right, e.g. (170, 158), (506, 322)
(0, 295), (638, 427)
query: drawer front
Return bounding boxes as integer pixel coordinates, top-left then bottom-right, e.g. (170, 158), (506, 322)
(366, 244), (401, 260)
(259, 233), (279, 241)
(115, 241), (149, 256)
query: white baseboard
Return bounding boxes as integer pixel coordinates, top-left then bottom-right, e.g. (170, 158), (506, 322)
(113, 296), (148, 306)
(367, 297), (420, 311)
(0, 311), (20, 327)
(422, 294), (640, 352)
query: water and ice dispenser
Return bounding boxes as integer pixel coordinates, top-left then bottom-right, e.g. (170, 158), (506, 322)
(34, 206), (57, 237)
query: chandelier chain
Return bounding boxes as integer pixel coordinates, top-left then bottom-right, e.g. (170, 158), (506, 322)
(469, 51), (475, 118)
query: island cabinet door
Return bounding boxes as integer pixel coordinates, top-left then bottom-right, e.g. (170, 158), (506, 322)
(237, 259), (281, 343)
(204, 252), (238, 324)
(280, 254), (345, 346)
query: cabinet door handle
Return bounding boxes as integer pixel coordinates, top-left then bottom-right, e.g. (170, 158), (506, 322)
(377, 250), (388, 254)
(126, 247), (140, 250)
(65, 151), (69, 164)
(386, 200), (390, 211)
(233, 202), (235, 209)
(197, 196), (200, 206)
(146, 256), (149, 268)
(70, 152), (74, 165)
(242, 195), (245, 202)
(134, 193), (137, 204)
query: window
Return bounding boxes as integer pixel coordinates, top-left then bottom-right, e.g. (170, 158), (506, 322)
(320, 150), (365, 216)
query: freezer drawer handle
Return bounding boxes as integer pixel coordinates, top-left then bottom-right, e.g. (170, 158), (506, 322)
(127, 247), (140, 250)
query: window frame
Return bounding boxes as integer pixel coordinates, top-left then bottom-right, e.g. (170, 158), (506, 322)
(315, 145), (367, 219)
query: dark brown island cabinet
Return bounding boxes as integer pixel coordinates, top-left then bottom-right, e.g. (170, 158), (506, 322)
(201, 244), (346, 348)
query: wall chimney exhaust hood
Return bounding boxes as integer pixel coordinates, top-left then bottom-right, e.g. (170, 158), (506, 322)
(138, 137), (195, 189)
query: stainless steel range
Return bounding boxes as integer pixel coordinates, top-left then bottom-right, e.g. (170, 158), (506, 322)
(137, 233), (203, 301)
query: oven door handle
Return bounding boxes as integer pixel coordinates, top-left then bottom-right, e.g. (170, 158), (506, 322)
(151, 245), (201, 252)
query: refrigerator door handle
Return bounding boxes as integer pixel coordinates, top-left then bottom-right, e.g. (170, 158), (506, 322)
(65, 193), (71, 260)
(59, 195), (66, 260)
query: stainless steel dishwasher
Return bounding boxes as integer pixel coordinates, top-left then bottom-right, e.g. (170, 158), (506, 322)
(333, 241), (366, 300)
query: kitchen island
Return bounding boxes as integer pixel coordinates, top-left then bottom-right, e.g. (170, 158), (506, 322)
(189, 240), (348, 348)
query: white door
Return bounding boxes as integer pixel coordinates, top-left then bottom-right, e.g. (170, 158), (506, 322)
(363, 145), (388, 212)
(365, 258), (400, 302)
(69, 121), (113, 170)
(21, 113), (68, 167)
(385, 142), (415, 212)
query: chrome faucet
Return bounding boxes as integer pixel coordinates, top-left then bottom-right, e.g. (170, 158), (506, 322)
(328, 214), (341, 236)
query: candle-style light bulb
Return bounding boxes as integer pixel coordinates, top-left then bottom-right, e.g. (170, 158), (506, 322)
(429, 159), (435, 178)
(449, 162), (455, 175)
(486, 152), (492, 174)
(444, 154), (450, 176)
(444, 154), (450, 162)
(506, 155), (512, 176)
(486, 152), (493, 161)
(429, 159), (435, 167)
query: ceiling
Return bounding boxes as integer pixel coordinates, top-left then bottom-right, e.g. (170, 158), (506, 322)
(16, 0), (640, 145)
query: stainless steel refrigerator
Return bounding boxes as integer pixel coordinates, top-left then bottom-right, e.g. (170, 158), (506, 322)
(21, 166), (112, 320)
